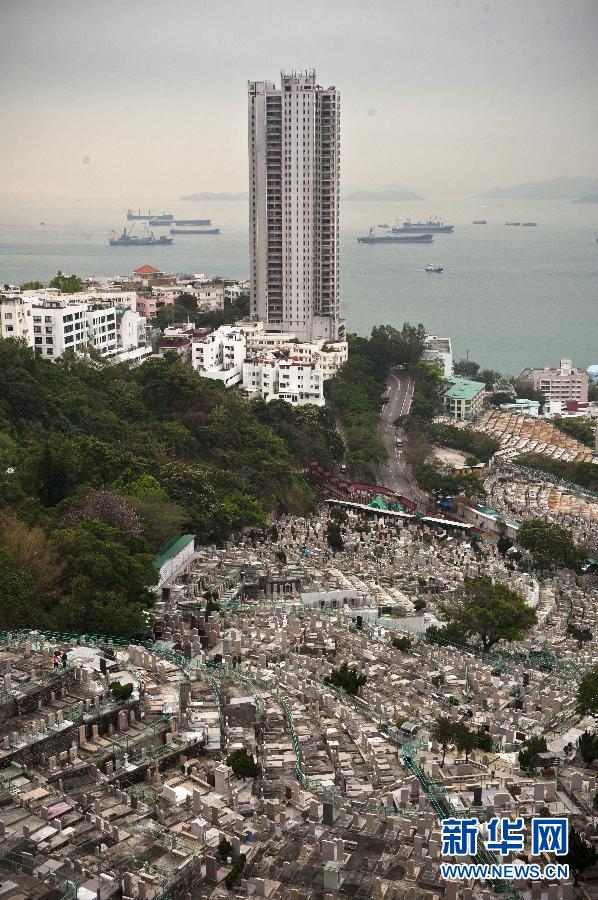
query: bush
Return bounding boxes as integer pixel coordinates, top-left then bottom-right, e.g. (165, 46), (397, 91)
(109, 681), (134, 702)
(392, 636), (412, 652)
(324, 661), (367, 695)
(226, 748), (261, 779)
(225, 854), (246, 889)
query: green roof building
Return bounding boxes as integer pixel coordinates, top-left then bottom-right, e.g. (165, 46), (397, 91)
(154, 534), (196, 589)
(443, 378), (486, 420)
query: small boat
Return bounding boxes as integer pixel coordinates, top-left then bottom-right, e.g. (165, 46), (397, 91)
(424, 264), (443, 273)
(473, 219), (487, 224)
(377, 223), (390, 228)
(506, 221), (521, 226)
(522, 222), (538, 227)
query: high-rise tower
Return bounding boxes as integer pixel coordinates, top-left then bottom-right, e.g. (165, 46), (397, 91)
(248, 71), (343, 341)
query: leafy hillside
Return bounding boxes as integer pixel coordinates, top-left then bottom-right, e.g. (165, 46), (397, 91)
(0, 339), (342, 635)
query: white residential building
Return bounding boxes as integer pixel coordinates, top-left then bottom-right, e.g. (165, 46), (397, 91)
(242, 321), (347, 379)
(31, 299), (88, 359)
(1, 292), (148, 363)
(0, 295), (34, 342)
(191, 326), (246, 387)
(248, 70), (342, 341)
(242, 353), (325, 406)
(423, 335), (453, 377)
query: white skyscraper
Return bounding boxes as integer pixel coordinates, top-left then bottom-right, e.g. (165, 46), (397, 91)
(248, 70), (343, 342)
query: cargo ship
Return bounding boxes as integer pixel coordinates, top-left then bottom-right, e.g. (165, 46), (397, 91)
(506, 221), (521, 226)
(148, 216), (174, 226)
(127, 209), (173, 221)
(357, 229), (433, 244)
(391, 218), (453, 233)
(169, 226), (220, 235)
(473, 219), (487, 224)
(109, 227), (173, 246)
(174, 219), (212, 226)
(522, 222), (538, 227)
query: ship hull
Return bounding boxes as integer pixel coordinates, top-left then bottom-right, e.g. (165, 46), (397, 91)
(357, 233), (433, 243)
(169, 228), (220, 235)
(391, 225), (453, 233)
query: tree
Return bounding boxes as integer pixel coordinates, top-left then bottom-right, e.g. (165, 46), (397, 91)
(224, 855), (246, 889)
(439, 577), (537, 651)
(432, 716), (456, 766)
(567, 623), (593, 648)
(454, 359), (481, 379)
(578, 731), (598, 765)
(453, 722), (478, 762)
(49, 271), (83, 293)
(109, 681), (134, 702)
(425, 622), (468, 648)
(413, 597), (427, 612)
(217, 837), (232, 860)
(564, 827), (596, 885)
(553, 416), (594, 448)
(327, 521), (344, 553)
(54, 520), (158, 637)
(497, 534), (513, 556)
(490, 392), (514, 407)
(0, 549), (36, 630)
(65, 490), (142, 535)
(476, 730), (494, 752)
(226, 748), (261, 779)
(518, 735), (547, 771)
(518, 520), (587, 573)
(479, 369), (501, 390)
(324, 661), (367, 696)
(577, 667), (598, 717)
(177, 292), (199, 314)
(20, 280), (44, 291)
(0, 512), (66, 599)
(392, 636), (412, 652)
(513, 381), (545, 411)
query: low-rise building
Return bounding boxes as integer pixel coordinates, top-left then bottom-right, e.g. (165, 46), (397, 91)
(242, 352), (325, 406)
(423, 335), (453, 377)
(191, 326), (246, 387)
(443, 377), (486, 420)
(499, 398), (540, 417)
(518, 358), (589, 404)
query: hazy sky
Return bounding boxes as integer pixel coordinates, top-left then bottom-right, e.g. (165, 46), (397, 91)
(1, 0), (597, 199)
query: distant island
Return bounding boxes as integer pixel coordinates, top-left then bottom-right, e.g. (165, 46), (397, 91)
(343, 189), (425, 202)
(479, 176), (598, 200)
(180, 191), (248, 202)
(572, 192), (598, 204)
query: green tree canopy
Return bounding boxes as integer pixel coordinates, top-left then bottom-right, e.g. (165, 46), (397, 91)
(324, 661), (367, 696)
(517, 520), (587, 572)
(439, 577), (537, 651)
(49, 271), (83, 293)
(577, 667), (598, 717)
(226, 748), (261, 779)
(0, 549), (35, 630)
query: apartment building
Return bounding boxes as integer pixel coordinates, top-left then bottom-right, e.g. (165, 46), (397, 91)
(191, 326), (246, 387)
(518, 358), (589, 404)
(248, 70), (342, 341)
(443, 377), (486, 420)
(242, 353), (325, 406)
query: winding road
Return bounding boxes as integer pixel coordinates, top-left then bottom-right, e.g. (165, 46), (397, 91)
(376, 367), (426, 505)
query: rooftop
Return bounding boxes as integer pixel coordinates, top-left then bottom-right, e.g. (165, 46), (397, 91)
(154, 533), (195, 570)
(443, 378), (486, 400)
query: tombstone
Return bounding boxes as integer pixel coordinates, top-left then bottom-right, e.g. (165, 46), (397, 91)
(205, 855), (218, 883)
(118, 710), (129, 733)
(472, 785), (483, 806)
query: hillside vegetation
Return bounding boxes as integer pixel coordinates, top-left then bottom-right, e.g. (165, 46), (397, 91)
(0, 339), (342, 635)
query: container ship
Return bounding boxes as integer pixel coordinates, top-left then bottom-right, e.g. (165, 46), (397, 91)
(127, 209), (173, 221)
(109, 227), (173, 246)
(391, 218), (454, 234)
(169, 226), (220, 235)
(357, 229), (433, 244)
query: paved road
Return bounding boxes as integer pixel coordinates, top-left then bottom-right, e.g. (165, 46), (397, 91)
(376, 368), (425, 504)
